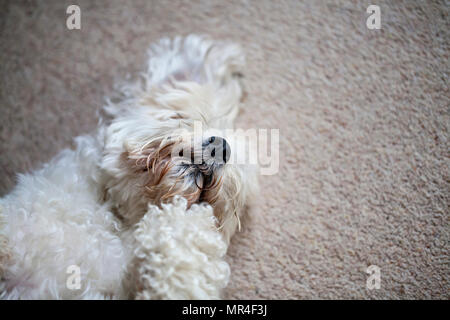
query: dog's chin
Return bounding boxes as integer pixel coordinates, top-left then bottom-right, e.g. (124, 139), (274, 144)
(148, 164), (224, 208)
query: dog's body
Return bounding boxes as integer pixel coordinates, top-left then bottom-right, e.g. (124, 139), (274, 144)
(0, 35), (258, 299)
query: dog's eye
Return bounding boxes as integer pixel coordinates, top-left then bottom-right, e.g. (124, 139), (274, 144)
(179, 150), (183, 157)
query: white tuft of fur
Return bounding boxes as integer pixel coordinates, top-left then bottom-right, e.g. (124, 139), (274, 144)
(146, 35), (245, 90)
(127, 197), (230, 300)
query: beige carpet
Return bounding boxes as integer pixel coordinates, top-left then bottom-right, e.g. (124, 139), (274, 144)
(0, 0), (448, 299)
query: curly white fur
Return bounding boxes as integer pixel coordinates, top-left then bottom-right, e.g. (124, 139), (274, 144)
(0, 34), (258, 299)
(0, 136), (127, 299)
(127, 197), (230, 300)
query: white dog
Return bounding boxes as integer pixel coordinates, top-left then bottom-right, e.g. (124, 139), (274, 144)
(0, 35), (259, 299)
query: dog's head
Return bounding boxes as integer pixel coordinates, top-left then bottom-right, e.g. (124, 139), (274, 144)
(128, 131), (230, 206)
(101, 83), (258, 242)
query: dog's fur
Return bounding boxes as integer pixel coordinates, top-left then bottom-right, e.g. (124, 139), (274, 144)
(0, 35), (258, 299)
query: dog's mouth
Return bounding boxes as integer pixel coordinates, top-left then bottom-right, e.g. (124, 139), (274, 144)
(174, 158), (224, 205)
(178, 161), (220, 187)
(178, 136), (230, 203)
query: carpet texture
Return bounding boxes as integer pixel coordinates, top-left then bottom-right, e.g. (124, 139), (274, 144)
(0, 0), (448, 299)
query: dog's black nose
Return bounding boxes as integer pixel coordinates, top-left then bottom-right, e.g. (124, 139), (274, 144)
(203, 136), (230, 164)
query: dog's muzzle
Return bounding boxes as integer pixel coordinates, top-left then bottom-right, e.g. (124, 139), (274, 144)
(202, 136), (231, 165)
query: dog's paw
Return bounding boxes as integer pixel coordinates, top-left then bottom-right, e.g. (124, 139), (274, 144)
(128, 196), (230, 299)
